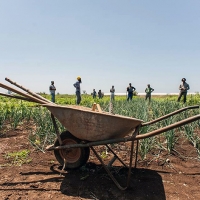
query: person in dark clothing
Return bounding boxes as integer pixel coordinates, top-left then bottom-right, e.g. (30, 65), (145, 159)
(110, 85), (115, 101)
(98, 90), (102, 99)
(177, 78), (190, 103)
(49, 81), (56, 103)
(92, 89), (97, 98)
(145, 84), (154, 102)
(127, 83), (136, 101)
(73, 76), (82, 105)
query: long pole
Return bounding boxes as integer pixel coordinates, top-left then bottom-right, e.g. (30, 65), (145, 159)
(5, 77), (52, 104)
(0, 92), (38, 102)
(0, 82), (47, 104)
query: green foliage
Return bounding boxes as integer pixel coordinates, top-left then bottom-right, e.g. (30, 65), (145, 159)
(3, 149), (31, 166)
(0, 93), (200, 159)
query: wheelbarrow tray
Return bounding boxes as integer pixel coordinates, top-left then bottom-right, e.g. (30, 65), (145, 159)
(43, 104), (143, 142)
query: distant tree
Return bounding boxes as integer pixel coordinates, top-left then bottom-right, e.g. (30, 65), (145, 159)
(83, 90), (87, 94)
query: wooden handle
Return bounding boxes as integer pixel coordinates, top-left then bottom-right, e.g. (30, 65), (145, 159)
(5, 77), (52, 103)
(97, 104), (102, 113)
(91, 103), (97, 111)
(0, 82), (47, 104)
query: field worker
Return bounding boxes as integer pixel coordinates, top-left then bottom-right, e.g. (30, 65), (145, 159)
(49, 81), (56, 103)
(92, 89), (97, 98)
(98, 90), (102, 99)
(110, 85), (115, 101)
(145, 84), (154, 102)
(127, 83), (136, 101)
(73, 76), (82, 105)
(177, 78), (190, 103)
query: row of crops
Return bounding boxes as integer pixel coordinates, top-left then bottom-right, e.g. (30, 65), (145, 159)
(0, 93), (200, 159)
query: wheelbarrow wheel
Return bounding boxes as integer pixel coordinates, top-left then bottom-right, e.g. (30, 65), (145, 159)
(54, 131), (90, 169)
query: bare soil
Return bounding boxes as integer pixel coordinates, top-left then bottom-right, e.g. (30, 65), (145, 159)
(0, 125), (200, 200)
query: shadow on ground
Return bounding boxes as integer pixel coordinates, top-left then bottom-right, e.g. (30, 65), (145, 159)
(53, 163), (166, 200)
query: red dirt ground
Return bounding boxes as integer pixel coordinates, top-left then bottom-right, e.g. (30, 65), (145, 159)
(0, 126), (200, 200)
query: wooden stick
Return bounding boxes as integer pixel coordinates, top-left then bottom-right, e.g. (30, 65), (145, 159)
(5, 77), (52, 103)
(97, 104), (102, 113)
(91, 103), (97, 111)
(0, 92), (38, 102)
(0, 82), (47, 104)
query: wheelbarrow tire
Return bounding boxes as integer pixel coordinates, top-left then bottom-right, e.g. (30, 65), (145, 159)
(54, 131), (90, 169)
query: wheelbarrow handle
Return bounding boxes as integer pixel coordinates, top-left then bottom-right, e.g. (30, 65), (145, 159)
(136, 114), (200, 140)
(142, 105), (199, 126)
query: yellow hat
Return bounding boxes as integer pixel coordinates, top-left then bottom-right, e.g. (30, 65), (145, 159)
(77, 76), (81, 80)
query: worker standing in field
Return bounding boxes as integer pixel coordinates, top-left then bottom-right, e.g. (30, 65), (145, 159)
(177, 78), (190, 103)
(127, 83), (136, 101)
(92, 89), (97, 99)
(145, 84), (154, 102)
(98, 90), (102, 99)
(73, 76), (82, 105)
(49, 81), (56, 103)
(110, 85), (115, 101)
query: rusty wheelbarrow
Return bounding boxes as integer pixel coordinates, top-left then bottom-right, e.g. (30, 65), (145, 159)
(0, 78), (200, 190)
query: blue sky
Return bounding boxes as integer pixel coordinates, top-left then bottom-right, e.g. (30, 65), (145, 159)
(0, 0), (199, 94)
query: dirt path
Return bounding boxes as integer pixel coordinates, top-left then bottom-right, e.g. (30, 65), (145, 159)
(0, 128), (200, 200)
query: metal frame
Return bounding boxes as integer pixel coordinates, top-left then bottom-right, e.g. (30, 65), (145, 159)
(48, 105), (200, 190)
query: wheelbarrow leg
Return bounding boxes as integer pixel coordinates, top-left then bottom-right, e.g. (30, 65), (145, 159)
(91, 141), (135, 190)
(90, 126), (140, 190)
(106, 144), (128, 168)
(107, 155), (117, 167)
(135, 140), (139, 168)
(90, 146), (129, 190)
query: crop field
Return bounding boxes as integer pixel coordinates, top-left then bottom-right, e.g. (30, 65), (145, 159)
(0, 93), (200, 199)
(0, 93), (200, 158)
